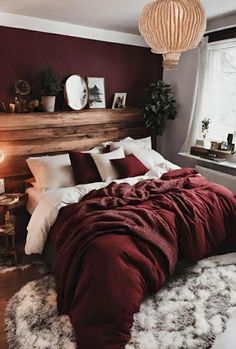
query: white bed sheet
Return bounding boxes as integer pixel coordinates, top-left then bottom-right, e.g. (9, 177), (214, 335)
(25, 163), (180, 255)
(26, 187), (43, 215)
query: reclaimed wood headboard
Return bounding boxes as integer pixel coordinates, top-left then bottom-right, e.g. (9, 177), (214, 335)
(0, 107), (149, 191)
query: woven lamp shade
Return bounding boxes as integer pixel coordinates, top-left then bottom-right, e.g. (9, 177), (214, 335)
(139, 0), (206, 70)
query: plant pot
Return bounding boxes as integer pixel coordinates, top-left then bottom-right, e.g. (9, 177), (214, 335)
(41, 96), (56, 112)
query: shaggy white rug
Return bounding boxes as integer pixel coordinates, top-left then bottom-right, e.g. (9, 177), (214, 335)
(0, 261), (45, 274)
(0, 264), (31, 274)
(5, 253), (236, 349)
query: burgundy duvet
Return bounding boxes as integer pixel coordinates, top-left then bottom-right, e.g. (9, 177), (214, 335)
(50, 170), (236, 349)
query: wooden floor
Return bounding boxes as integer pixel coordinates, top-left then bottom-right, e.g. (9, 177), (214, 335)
(0, 246), (43, 349)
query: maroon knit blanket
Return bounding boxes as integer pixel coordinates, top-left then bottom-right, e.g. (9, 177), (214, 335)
(50, 169), (236, 349)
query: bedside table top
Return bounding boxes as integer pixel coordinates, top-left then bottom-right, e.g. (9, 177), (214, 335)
(0, 193), (27, 207)
(0, 224), (15, 236)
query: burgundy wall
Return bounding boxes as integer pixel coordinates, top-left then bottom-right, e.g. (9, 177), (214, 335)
(0, 26), (163, 109)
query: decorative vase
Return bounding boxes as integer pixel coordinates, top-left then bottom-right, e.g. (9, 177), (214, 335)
(41, 96), (56, 112)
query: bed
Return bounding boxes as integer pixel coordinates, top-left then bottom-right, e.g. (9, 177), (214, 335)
(1, 110), (236, 349)
(26, 187), (42, 214)
(24, 143), (236, 349)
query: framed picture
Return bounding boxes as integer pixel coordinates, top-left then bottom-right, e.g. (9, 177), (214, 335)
(112, 93), (127, 109)
(87, 77), (106, 108)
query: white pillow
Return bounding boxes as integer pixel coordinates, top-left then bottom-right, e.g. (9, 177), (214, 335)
(165, 160), (181, 171)
(133, 136), (152, 149)
(110, 136), (152, 151)
(91, 147), (125, 181)
(123, 147), (166, 170)
(83, 145), (102, 154)
(26, 154), (75, 191)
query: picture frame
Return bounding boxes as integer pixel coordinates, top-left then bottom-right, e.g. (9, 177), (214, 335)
(87, 77), (106, 108)
(112, 93), (127, 109)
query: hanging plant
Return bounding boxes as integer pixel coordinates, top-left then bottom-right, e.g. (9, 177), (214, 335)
(143, 79), (177, 136)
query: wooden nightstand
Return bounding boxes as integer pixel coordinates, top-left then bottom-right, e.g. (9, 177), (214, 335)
(0, 193), (27, 264)
(0, 224), (17, 264)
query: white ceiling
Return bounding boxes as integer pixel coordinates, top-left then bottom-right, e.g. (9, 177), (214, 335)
(0, 0), (235, 35)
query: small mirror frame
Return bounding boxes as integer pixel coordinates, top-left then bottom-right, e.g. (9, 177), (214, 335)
(64, 75), (88, 111)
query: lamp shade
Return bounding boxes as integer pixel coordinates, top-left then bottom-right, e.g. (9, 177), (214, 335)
(139, 0), (206, 70)
(0, 151), (4, 163)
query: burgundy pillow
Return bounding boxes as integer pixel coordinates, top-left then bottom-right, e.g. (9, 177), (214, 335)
(111, 154), (148, 179)
(69, 151), (101, 184)
(160, 168), (198, 180)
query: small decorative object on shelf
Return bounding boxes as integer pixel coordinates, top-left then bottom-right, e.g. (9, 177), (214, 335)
(28, 99), (40, 113)
(201, 118), (211, 140)
(14, 79), (31, 113)
(34, 67), (62, 112)
(112, 93), (127, 109)
(210, 141), (220, 150)
(64, 75), (88, 111)
(220, 141), (229, 150)
(87, 77), (106, 109)
(1, 80), (40, 113)
(227, 133), (235, 152)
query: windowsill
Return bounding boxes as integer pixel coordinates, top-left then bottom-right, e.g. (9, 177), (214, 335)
(179, 152), (236, 170)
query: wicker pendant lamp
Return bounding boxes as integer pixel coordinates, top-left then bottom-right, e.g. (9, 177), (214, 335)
(139, 0), (206, 70)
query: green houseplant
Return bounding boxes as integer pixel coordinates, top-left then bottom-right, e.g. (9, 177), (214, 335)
(34, 67), (62, 112)
(143, 79), (177, 136)
(201, 118), (211, 139)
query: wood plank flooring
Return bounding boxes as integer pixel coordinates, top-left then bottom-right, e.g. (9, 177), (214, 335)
(0, 248), (43, 349)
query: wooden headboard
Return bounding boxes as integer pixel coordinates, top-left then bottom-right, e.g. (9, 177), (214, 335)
(0, 107), (150, 191)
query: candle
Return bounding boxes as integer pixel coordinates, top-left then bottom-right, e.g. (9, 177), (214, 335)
(0, 178), (5, 194)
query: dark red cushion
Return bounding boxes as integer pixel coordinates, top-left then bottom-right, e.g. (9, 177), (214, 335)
(69, 151), (101, 184)
(111, 154), (148, 179)
(160, 168), (198, 180)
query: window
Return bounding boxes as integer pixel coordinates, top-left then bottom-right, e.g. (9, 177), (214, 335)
(197, 39), (236, 142)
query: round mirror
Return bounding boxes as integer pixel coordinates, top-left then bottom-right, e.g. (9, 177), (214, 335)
(64, 75), (88, 110)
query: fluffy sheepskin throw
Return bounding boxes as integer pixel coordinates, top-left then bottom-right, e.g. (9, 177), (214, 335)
(5, 254), (236, 349)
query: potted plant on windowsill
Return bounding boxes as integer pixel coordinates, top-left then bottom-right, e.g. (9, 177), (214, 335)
(34, 67), (62, 112)
(201, 118), (211, 140)
(143, 79), (177, 148)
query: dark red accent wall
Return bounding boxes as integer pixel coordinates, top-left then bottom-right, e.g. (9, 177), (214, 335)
(0, 26), (163, 109)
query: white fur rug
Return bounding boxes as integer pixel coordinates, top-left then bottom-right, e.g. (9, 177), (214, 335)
(5, 253), (236, 349)
(0, 264), (31, 274)
(0, 261), (45, 274)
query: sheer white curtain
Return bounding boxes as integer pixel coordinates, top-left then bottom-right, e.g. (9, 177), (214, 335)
(181, 37), (236, 153)
(203, 40), (236, 141)
(180, 37), (209, 153)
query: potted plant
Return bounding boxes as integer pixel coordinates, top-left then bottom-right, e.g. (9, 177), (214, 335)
(143, 79), (177, 138)
(201, 118), (211, 140)
(34, 67), (62, 112)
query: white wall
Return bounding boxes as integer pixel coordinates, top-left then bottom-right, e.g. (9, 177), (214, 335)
(161, 48), (198, 166)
